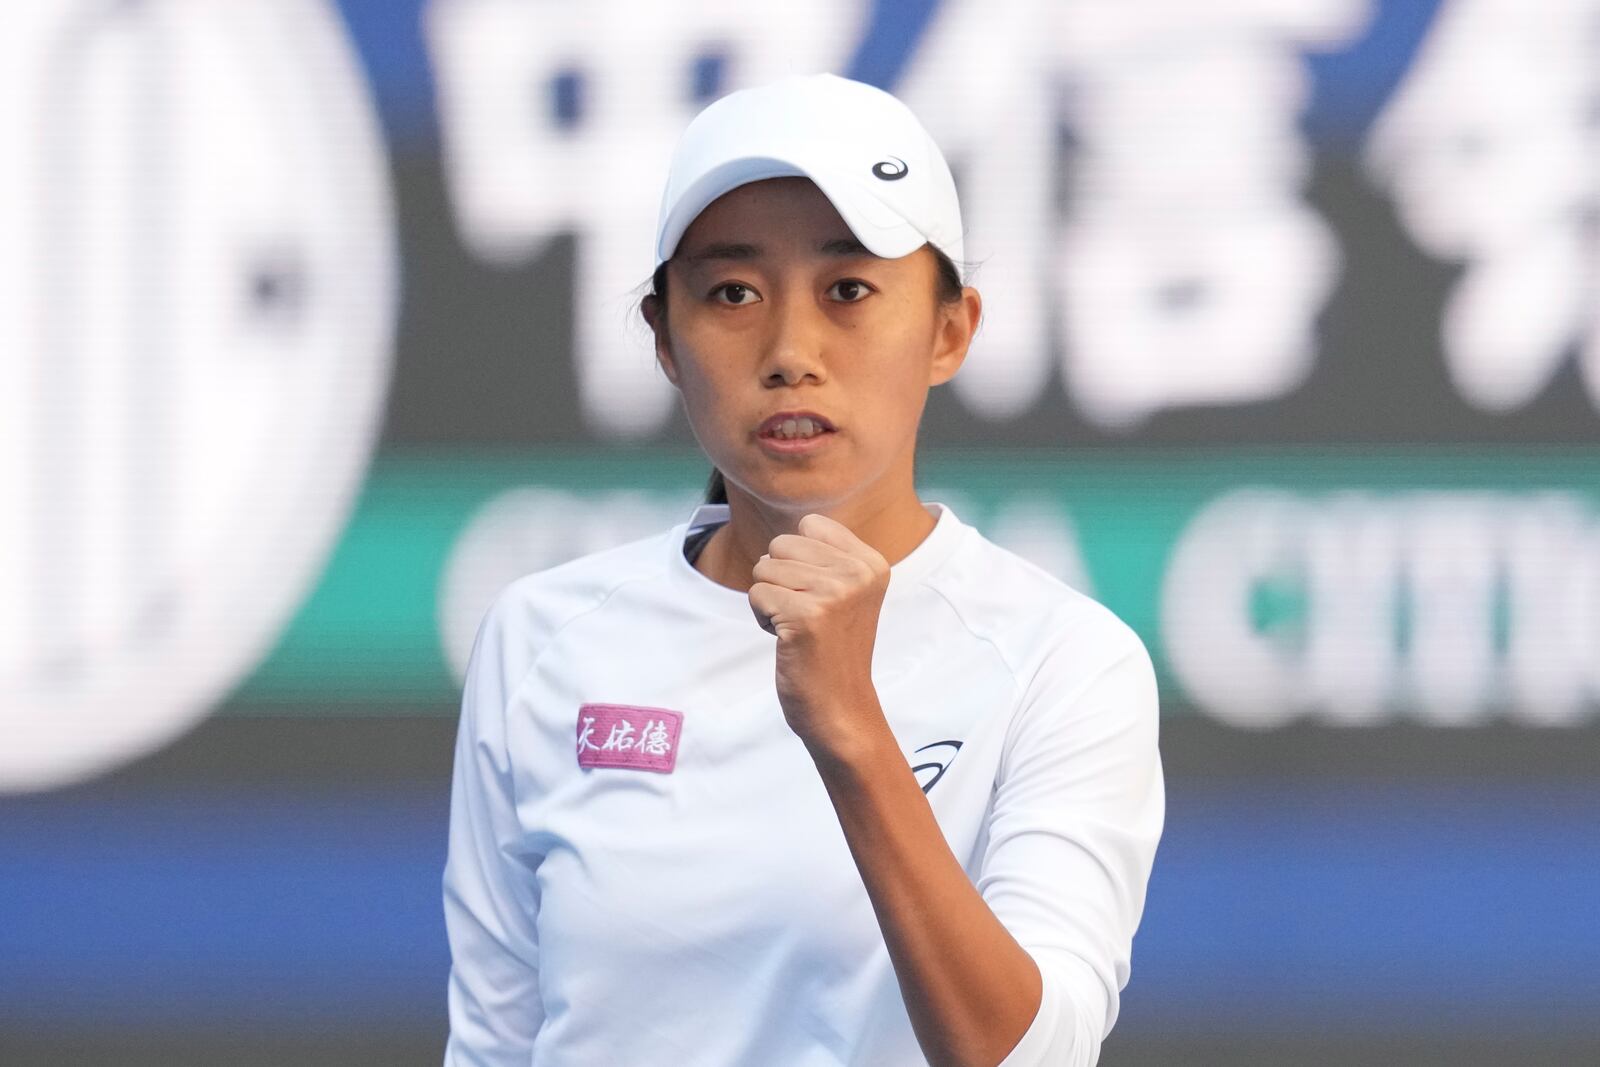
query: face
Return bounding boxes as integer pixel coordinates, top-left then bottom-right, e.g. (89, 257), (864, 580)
(646, 177), (978, 514)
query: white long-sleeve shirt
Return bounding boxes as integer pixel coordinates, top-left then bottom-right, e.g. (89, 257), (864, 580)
(442, 500), (1164, 1066)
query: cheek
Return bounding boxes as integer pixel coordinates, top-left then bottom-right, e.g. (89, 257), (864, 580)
(852, 316), (937, 393)
(663, 329), (739, 424)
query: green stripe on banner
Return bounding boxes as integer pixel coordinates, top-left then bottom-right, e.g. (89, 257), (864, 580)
(234, 448), (715, 708)
(231, 445), (1600, 717)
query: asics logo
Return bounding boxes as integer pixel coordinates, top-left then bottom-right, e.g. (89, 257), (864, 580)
(910, 739), (963, 793)
(871, 156), (908, 181)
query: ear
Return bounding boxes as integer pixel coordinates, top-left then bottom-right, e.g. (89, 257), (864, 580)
(642, 293), (680, 387)
(929, 286), (981, 388)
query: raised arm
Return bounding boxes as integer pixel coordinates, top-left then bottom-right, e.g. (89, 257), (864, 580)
(807, 629), (1164, 1067)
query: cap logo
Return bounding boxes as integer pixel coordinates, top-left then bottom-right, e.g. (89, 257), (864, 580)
(871, 156), (908, 181)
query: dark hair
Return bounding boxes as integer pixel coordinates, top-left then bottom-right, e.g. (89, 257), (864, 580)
(645, 245), (966, 505)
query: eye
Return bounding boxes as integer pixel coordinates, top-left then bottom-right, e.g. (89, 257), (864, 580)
(828, 279), (873, 303)
(711, 282), (761, 306)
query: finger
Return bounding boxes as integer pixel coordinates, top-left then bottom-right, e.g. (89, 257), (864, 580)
(752, 604), (776, 635)
(796, 513), (871, 554)
(748, 582), (807, 635)
(794, 514), (887, 577)
(752, 554), (832, 591)
(764, 532), (843, 565)
(748, 581), (804, 618)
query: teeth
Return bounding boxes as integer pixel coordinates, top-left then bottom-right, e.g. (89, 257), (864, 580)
(772, 417), (824, 439)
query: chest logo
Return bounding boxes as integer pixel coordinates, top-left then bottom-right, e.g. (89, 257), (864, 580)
(911, 739), (963, 793)
(576, 703), (683, 774)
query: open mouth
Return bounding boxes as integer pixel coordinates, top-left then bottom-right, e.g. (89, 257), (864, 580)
(757, 414), (837, 453)
(760, 416), (834, 441)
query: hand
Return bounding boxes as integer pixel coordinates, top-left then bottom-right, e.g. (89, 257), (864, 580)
(749, 513), (891, 756)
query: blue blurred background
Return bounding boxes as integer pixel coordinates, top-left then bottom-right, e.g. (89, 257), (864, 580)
(4, 0), (1598, 1063)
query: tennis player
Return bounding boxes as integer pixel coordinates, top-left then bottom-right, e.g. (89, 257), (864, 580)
(442, 72), (1164, 1067)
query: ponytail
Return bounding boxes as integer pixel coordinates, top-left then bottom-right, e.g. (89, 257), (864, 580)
(704, 467), (728, 505)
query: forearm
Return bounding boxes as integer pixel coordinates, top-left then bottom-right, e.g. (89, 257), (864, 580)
(805, 710), (1043, 1067)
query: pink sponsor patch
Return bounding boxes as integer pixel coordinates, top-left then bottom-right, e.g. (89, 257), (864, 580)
(575, 703), (683, 773)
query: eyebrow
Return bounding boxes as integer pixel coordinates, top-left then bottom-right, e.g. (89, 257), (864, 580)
(682, 237), (875, 263)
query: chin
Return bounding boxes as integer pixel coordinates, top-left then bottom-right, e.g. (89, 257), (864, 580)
(729, 474), (850, 513)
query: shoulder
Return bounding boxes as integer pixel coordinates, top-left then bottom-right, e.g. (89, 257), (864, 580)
(923, 526), (1148, 688)
(474, 525), (677, 661)
(930, 535), (1160, 787)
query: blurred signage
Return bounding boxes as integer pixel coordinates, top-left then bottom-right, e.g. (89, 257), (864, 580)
(0, 0), (397, 791)
(1367, 0), (1600, 414)
(227, 450), (1600, 730)
(425, 0), (1376, 433)
(6, 0), (1599, 793)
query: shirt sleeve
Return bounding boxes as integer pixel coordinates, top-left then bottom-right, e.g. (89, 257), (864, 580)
(982, 632), (1165, 1067)
(442, 589), (546, 1066)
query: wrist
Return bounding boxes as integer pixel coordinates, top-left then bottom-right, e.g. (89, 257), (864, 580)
(801, 705), (898, 778)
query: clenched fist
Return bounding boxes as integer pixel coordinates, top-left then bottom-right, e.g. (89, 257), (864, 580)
(749, 513), (891, 757)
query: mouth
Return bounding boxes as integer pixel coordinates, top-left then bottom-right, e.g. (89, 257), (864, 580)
(757, 410), (836, 438)
(756, 410), (838, 453)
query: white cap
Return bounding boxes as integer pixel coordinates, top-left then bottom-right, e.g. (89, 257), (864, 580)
(654, 73), (964, 275)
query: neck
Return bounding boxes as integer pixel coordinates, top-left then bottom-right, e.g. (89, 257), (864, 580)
(695, 483), (938, 595)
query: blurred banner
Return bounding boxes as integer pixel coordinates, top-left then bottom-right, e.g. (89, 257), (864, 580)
(3, 1), (1598, 1065)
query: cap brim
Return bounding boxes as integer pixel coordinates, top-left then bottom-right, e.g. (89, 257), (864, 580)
(655, 156), (929, 266)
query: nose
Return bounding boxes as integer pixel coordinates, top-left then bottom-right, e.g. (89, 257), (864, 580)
(759, 290), (828, 387)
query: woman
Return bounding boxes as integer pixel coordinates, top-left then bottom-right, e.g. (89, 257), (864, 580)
(442, 73), (1163, 1067)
